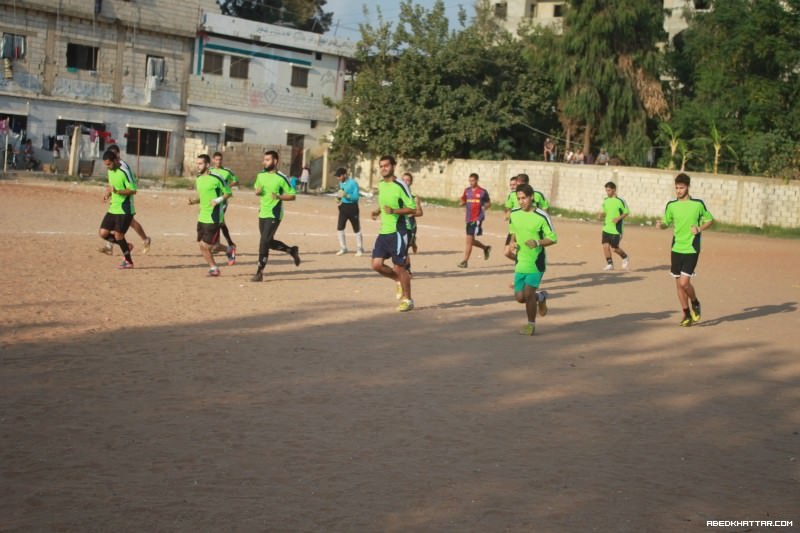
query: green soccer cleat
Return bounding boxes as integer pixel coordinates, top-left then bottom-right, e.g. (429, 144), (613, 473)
(691, 301), (701, 322)
(680, 316), (693, 327)
(519, 323), (535, 336)
(397, 298), (414, 312)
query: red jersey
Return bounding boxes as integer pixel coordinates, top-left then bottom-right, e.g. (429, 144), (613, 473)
(461, 186), (490, 223)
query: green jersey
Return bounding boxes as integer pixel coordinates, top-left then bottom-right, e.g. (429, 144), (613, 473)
(254, 170), (295, 219)
(107, 167), (136, 215)
(533, 190), (549, 210)
(196, 172), (231, 224)
(602, 196), (630, 235)
(505, 191), (520, 211)
(509, 207), (557, 274)
(378, 179), (416, 235)
(213, 166), (239, 187)
(663, 197), (713, 254)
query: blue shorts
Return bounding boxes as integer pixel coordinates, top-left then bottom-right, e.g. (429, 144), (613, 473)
(372, 232), (409, 266)
(466, 221), (483, 236)
(514, 272), (544, 292)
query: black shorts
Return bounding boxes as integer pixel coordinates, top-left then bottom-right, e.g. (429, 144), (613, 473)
(601, 231), (622, 248)
(197, 222), (221, 245)
(337, 202), (361, 232)
(372, 232), (409, 266)
(466, 221), (483, 236)
(505, 233), (512, 245)
(100, 213), (133, 234)
(671, 251), (699, 278)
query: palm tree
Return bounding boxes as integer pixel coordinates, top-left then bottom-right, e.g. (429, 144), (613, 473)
(658, 122), (681, 170)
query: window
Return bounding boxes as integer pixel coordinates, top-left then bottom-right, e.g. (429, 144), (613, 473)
(229, 56), (249, 79)
(66, 43), (98, 71)
(693, 0), (711, 9)
(56, 119), (107, 150)
(202, 52), (223, 75)
(126, 127), (169, 157)
(291, 66), (309, 88)
(225, 126), (244, 144)
(494, 2), (507, 19)
(146, 55), (165, 81)
(0, 113), (27, 134)
(1, 33), (26, 60)
(553, 3), (565, 17)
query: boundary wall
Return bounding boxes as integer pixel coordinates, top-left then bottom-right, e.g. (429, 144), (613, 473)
(351, 159), (800, 228)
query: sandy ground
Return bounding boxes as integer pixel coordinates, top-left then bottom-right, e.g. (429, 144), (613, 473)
(0, 176), (798, 532)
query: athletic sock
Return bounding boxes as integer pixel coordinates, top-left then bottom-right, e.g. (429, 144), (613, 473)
(221, 224), (235, 247)
(683, 307), (690, 318)
(355, 232), (364, 250)
(118, 238), (132, 263)
(337, 230), (347, 250)
(691, 299), (700, 307)
(620, 253), (628, 259)
(606, 258), (613, 265)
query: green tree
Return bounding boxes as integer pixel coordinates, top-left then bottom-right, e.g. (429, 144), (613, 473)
(217, 0), (332, 33)
(329, 0), (558, 163)
(545, 0), (668, 164)
(666, 0), (800, 176)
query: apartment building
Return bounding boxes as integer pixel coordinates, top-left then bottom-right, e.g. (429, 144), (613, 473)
(0, 1), (355, 178)
(187, 12), (356, 177)
(492, 0), (711, 43)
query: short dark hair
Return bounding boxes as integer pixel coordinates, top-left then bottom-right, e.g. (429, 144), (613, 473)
(212, 151), (223, 158)
(509, 176), (518, 182)
(515, 183), (533, 197)
(402, 172), (413, 184)
(516, 173), (530, 185)
(107, 144), (120, 154)
(379, 155), (396, 166)
(264, 150), (279, 160)
(675, 173), (691, 186)
(334, 167), (348, 177)
(605, 181), (616, 189)
(102, 149), (117, 162)
(197, 154), (211, 164)
(469, 173), (479, 180)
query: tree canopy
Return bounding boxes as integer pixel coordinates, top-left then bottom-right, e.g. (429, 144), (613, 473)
(217, 0), (332, 33)
(329, 0), (558, 163)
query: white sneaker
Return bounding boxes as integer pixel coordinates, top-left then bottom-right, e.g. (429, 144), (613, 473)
(355, 249), (364, 257)
(603, 263), (614, 271)
(336, 249), (348, 256)
(622, 257), (630, 269)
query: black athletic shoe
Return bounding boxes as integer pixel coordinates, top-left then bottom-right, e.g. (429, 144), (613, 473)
(290, 246), (301, 267)
(251, 271), (263, 282)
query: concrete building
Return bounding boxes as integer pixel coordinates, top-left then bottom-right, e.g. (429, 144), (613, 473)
(492, 0), (711, 44)
(187, 12), (356, 178)
(0, 2), (355, 179)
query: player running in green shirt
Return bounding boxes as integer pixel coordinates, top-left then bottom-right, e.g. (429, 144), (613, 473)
(658, 173), (714, 327)
(251, 150), (301, 282)
(212, 151), (239, 265)
(509, 184), (557, 336)
(503, 175), (519, 260)
(188, 154), (232, 277)
(98, 150), (137, 269)
(370, 155), (417, 312)
(600, 181), (630, 271)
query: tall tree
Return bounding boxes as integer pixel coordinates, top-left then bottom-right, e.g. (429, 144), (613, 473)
(666, 0), (800, 177)
(329, 0), (558, 163)
(548, 0), (668, 164)
(217, 0), (332, 34)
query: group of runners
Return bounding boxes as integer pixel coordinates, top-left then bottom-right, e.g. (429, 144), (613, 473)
(97, 150), (714, 333)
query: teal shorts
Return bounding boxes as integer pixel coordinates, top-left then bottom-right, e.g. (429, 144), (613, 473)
(514, 272), (543, 292)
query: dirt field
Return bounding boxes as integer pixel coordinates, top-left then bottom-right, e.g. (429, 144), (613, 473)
(1, 177), (798, 532)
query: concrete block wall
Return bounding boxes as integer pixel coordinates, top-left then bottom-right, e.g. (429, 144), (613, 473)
(202, 143), (293, 186)
(352, 157), (800, 228)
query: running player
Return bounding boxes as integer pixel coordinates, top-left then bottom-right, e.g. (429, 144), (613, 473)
(188, 154), (231, 277)
(509, 183), (557, 336)
(100, 144), (152, 255)
(251, 150), (301, 282)
(400, 172), (423, 254)
(600, 181), (630, 271)
(98, 150), (136, 269)
(658, 173), (714, 327)
(370, 155), (417, 311)
(212, 151), (239, 265)
(457, 173), (491, 268)
(334, 167), (365, 256)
